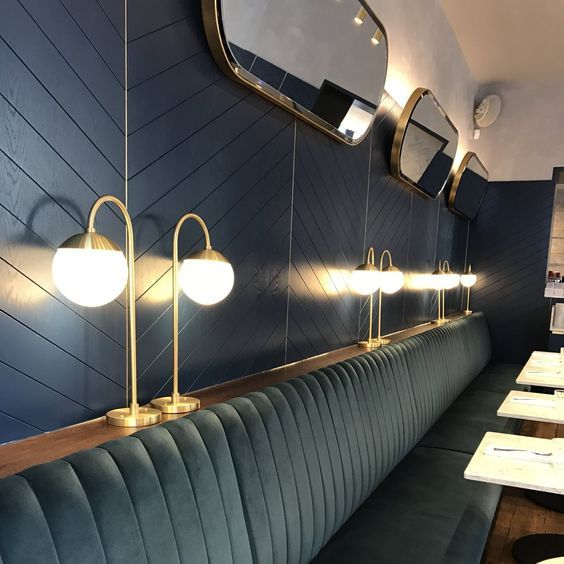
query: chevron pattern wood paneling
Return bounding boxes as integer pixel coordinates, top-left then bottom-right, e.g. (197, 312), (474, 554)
(0, 0), (126, 443)
(469, 180), (555, 364)
(0, 0), (469, 444)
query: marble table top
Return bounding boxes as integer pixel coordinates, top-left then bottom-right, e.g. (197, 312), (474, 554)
(464, 432), (564, 494)
(516, 355), (564, 388)
(498, 390), (564, 424)
(531, 351), (561, 359)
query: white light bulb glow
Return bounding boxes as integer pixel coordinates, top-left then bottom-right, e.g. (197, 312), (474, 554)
(371, 29), (383, 46)
(354, 8), (366, 25)
(351, 269), (380, 295)
(460, 273), (477, 288)
(179, 258), (234, 305)
(444, 273), (461, 290)
(52, 248), (128, 307)
(429, 273), (449, 290)
(380, 270), (405, 294)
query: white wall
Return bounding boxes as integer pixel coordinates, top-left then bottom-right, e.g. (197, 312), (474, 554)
(368, 0), (477, 165)
(473, 80), (564, 181)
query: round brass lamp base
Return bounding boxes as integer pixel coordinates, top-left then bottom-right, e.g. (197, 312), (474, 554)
(151, 395), (200, 414)
(358, 338), (391, 349)
(432, 319), (450, 325)
(106, 406), (162, 427)
(463, 309), (472, 316)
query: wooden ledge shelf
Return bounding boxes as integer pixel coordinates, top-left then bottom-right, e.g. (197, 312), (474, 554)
(0, 313), (465, 478)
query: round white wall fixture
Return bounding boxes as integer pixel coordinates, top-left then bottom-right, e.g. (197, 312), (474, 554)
(474, 94), (501, 128)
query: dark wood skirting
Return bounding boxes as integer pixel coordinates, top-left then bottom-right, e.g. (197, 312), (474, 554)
(0, 313), (464, 478)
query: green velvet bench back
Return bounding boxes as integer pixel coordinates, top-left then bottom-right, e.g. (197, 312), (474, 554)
(0, 314), (492, 564)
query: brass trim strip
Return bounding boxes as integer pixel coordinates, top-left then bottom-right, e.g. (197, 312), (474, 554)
(200, 0), (388, 146)
(390, 87), (459, 198)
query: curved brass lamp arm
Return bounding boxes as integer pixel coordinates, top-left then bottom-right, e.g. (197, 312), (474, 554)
(366, 246), (375, 265)
(87, 195), (139, 413)
(171, 213), (211, 402)
(379, 249), (393, 271)
(377, 249), (394, 342)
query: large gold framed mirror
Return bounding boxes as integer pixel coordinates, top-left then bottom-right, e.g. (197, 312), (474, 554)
(448, 152), (489, 220)
(202, 0), (388, 145)
(391, 88), (459, 198)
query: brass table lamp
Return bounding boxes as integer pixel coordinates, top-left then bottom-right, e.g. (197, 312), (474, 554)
(371, 249), (405, 347)
(52, 195), (162, 427)
(351, 247), (381, 348)
(352, 248), (404, 348)
(151, 213), (234, 413)
(460, 265), (477, 315)
(430, 262), (448, 325)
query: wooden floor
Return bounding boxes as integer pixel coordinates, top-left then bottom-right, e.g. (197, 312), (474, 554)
(482, 419), (564, 563)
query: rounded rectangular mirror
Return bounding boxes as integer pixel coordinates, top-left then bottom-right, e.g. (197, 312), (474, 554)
(448, 152), (489, 220)
(391, 88), (459, 198)
(202, 0), (388, 145)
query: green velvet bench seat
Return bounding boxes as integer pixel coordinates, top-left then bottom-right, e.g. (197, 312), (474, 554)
(0, 313), (521, 563)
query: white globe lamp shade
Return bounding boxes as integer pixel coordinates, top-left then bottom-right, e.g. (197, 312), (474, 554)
(52, 232), (128, 307)
(380, 267), (405, 294)
(351, 264), (380, 295)
(430, 270), (448, 290)
(444, 273), (460, 290)
(179, 249), (234, 305)
(461, 273), (477, 288)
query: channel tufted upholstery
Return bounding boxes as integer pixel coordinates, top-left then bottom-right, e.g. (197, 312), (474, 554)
(0, 313), (521, 563)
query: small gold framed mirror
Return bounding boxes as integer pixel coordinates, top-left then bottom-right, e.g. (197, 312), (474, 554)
(391, 88), (459, 198)
(448, 152), (489, 220)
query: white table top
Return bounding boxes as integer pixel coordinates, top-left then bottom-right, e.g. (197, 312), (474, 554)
(498, 390), (564, 424)
(531, 351), (561, 359)
(516, 355), (564, 388)
(464, 432), (564, 494)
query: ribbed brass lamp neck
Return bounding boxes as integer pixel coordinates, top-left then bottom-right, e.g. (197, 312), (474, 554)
(186, 248), (230, 263)
(58, 232), (122, 252)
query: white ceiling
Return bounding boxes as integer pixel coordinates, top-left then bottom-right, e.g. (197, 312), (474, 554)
(441, 0), (564, 83)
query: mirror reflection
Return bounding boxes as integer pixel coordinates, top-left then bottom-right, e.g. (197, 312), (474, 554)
(204, 0), (388, 144)
(449, 152), (489, 220)
(391, 88), (459, 198)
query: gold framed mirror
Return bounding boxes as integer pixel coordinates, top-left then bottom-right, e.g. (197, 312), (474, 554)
(448, 152), (489, 220)
(202, 0), (388, 145)
(391, 88), (459, 198)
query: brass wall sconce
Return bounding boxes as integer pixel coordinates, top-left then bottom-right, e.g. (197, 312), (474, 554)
(460, 265), (477, 315)
(371, 29), (384, 46)
(151, 213), (234, 414)
(52, 195), (162, 427)
(354, 7), (367, 25)
(352, 248), (404, 348)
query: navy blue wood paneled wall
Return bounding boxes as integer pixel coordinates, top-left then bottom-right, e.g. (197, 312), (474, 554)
(469, 180), (555, 363)
(0, 0), (468, 444)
